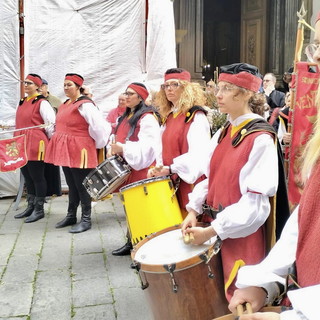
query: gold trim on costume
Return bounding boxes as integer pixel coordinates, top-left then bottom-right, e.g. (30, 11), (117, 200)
(80, 149), (88, 168)
(231, 119), (252, 137)
(225, 259), (245, 293)
(173, 111), (181, 118)
(97, 148), (105, 164)
(38, 140), (45, 160)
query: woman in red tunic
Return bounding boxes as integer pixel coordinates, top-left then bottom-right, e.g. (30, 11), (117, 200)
(14, 74), (56, 223)
(148, 68), (211, 217)
(181, 63), (289, 301)
(45, 73), (111, 233)
(109, 82), (161, 256)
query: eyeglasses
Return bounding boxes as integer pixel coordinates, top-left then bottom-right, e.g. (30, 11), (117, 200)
(160, 82), (180, 90)
(305, 43), (320, 63)
(24, 81), (34, 86)
(214, 85), (236, 95)
(124, 91), (136, 97)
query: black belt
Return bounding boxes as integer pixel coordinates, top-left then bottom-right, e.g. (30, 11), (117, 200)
(202, 204), (223, 220)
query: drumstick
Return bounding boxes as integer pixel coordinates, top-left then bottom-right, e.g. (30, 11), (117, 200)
(183, 234), (190, 244)
(236, 305), (244, 316)
(183, 232), (194, 244)
(236, 303), (253, 315)
(245, 302), (253, 314)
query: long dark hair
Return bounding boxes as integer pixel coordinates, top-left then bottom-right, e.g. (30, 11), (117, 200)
(116, 101), (160, 139)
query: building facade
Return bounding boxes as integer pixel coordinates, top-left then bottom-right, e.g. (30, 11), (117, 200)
(173, 0), (319, 87)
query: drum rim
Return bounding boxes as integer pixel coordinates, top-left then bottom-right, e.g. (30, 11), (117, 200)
(96, 154), (127, 168)
(120, 175), (172, 192)
(131, 225), (216, 273)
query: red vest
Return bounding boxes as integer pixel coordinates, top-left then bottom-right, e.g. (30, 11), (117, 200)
(209, 125), (268, 301)
(296, 162), (320, 287)
(45, 99), (98, 168)
(14, 96), (49, 161)
(162, 112), (198, 210)
(115, 113), (152, 188)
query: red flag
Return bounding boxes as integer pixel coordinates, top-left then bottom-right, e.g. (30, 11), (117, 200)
(0, 134), (28, 172)
(287, 62), (319, 210)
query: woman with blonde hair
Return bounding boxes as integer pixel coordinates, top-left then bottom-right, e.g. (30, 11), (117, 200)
(149, 68), (211, 217)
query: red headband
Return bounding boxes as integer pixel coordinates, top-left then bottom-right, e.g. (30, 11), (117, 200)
(127, 84), (149, 101)
(218, 72), (262, 92)
(164, 70), (191, 82)
(26, 74), (42, 87)
(65, 74), (84, 87)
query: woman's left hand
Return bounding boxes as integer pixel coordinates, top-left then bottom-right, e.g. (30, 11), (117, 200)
(110, 142), (124, 155)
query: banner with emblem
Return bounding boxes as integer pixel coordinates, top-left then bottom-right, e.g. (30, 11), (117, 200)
(287, 62), (319, 210)
(0, 134), (28, 172)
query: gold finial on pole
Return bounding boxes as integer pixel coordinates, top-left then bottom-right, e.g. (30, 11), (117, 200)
(294, 2), (307, 64)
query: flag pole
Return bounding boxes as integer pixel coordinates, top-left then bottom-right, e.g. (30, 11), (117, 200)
(285, 2), (307, 175)
(19, 0), (25, 99)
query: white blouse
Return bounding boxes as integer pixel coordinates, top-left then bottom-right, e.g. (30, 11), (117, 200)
(186, 113), (279, 240)
(119, 114), (161, 170)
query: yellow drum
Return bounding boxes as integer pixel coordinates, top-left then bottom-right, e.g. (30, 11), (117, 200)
(120, 176), (183, 245)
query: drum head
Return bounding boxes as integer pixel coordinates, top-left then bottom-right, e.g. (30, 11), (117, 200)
(133, 227), (217, 272)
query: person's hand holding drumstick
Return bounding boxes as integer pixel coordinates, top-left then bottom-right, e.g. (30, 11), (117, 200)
(181, 209), (217, 245)
(108, 134), (124, 156)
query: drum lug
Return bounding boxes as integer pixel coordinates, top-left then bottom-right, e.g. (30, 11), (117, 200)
(133, 263), (149, 290)
(207, 264), (215, 279)
(143, 185), (148, 195)
(164, 264), (178, 293)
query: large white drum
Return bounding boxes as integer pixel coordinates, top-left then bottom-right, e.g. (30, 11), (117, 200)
(131, 226), (229, 320)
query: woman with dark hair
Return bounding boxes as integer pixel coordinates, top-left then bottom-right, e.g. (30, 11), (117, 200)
(148, 68), (211, 217)
(45, 73), (111, 233)
(14, 73), (56, 223)
(181, 63), (289, 301)
(109, 82), (161, 256)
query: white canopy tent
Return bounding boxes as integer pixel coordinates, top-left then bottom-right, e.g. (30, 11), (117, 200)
(0, 0), (176, 197)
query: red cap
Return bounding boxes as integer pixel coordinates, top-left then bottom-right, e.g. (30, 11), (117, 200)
(26, 74), (42, 87)
(219, 72), (262, 92)
(65, 74), (84, 87)
(164, 70), (191, 82)
(127, 83), (149, 101)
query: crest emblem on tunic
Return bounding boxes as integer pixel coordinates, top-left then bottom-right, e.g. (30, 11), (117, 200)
(6, 141), (21, 159)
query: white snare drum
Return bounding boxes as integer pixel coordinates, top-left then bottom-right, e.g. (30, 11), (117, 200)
(131, 226), (229, 320)
(83, 155), (131, 200)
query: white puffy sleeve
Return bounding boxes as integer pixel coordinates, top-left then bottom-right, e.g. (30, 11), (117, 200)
(170, 111), (211, 183)
(123, 114), (161, 170)
(39, 100), (56, 139)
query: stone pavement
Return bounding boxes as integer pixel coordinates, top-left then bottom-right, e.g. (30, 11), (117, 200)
(0, 194), (153, 320)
